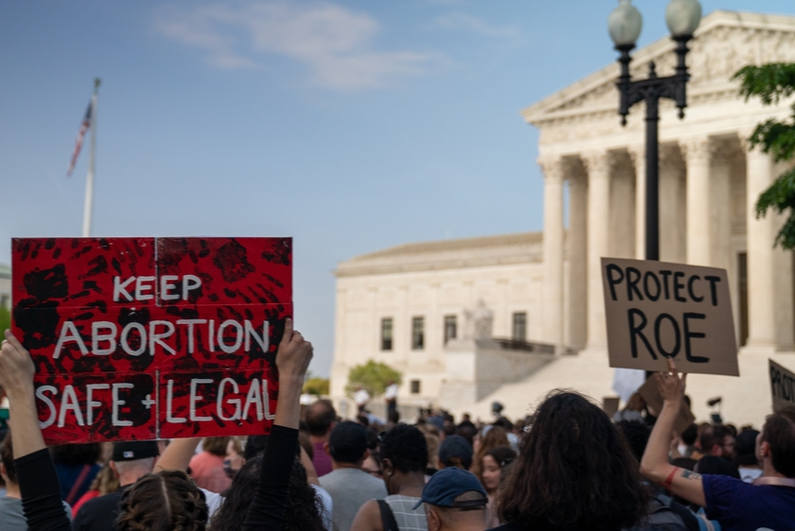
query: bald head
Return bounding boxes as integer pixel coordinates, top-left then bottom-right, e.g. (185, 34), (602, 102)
(305, 399), (337, 438)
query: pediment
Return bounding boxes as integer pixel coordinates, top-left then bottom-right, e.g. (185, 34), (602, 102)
(523, 10), (795, 125)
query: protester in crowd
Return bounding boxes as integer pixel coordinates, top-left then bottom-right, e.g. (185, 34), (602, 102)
(0, 318), (313, 531)
(72, 440), (161, 531)
(208, 452), (326, 531)
(455, 423), (477, 448)
(71, 462), (120, 517)
(640, 358), (795, 531)
(614, 392), (646, 422)
(188, 437), (232, 493)
(671, 424), (699, 459)
(319, 421), (387, 531)
(223, 437), (245, 481)
(437, 435), (473, 470)
(480, 446), (516, 529)
(306, 399), (337, 477)
(695, 455), (740, 480)
(351, 423), (430, 531)
(471, 427), (509, 483)
(423, 432), (440, 476)
(413, 467), (488, 531)
(51, 443), (102, 506)
(494, 391), (648, 531)
(355, 385), (371, 415)
(385, 380), (399, 419)
(733, 429), (762, 483)
(0, 433), (73, 530)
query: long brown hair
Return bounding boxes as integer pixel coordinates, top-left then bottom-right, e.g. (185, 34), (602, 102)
(471, 426), (510, 482)
(498, 391), (648, 531)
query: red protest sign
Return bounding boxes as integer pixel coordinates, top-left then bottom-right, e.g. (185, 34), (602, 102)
(11, 237), (291, 444)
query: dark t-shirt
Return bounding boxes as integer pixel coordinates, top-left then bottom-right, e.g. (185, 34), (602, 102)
(71, 487), (126, 531)
(703, 474), (795, 531)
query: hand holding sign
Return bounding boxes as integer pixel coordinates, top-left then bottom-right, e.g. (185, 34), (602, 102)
(655, 357), (687, 405)
(275, 318), (313, 383)
(0, 330), (35, 398)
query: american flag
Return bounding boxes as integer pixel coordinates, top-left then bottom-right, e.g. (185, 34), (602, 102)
(67, 101), (92, 177)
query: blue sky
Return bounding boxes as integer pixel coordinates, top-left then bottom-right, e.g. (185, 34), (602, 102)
(1, 0), (792, 376)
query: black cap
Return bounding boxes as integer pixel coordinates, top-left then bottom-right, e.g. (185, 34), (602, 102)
(438, 435), (473, 469)
(112, 441), (159, 462)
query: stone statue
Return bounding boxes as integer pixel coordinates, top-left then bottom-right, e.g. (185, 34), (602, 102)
(464, 299), (493, 340)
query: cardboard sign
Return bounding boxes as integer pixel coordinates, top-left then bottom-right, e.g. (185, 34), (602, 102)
(12, 237), (291, 444)
(637, 376), (695, 435)
(601, 258), (739, 376)
(770, 359), (795, 412)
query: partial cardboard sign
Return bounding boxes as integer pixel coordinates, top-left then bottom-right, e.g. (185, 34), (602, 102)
(12, 237), (292, 444)
(770, 359), (795, 412)
(637, 376), (695, 434)
(601, 258), (739, 376)
(602, 397), (620, 419)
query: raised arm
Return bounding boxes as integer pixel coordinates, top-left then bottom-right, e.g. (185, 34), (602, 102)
(1, 330), (71, 531)
(640, 358), (706, 508)
(242, 318), (313, 530)
(155, 438), (201, 473)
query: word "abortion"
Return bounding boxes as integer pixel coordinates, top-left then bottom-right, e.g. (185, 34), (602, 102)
(53, 319), (270, 359)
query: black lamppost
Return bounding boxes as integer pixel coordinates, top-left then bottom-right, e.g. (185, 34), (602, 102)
(608, 0), (702, 261)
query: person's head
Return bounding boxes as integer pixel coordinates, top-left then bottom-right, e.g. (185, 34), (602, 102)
(110, 441), (160, 486)
(498, 391), (647, 531)
(711, 425), (735, 459)
(616, 420), (651, 462)
(414, 467), (487, 531)
(455, 423), (477, 447)
(481, 446), (517, 494)
(89, 462), (121, 496)
(625, 392), (645, 412)
(438, 435), (473, 470)
(117, 470), (208, 531)
(201, 437), (230, 457)
(758, 406), (795, 477)
(424, 432), (440, 470)
(51, 442), (101, 466)
(0, 432), (16, 486)
(362, 447), (383, 479)
(388, 409), (401, 425)
(379, 424), (428, 493)
(208, 455), (325, 531)
(305, 399), (336, 438)
(734, 429), (760, 467)
(695, 455), (740, 479)
(326, 421), (369, 466)
(681, 423), (698, 446)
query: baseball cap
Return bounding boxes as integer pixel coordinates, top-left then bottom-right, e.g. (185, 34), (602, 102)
(412, 467), (488, 509)
(438, 435), (473, 469)
(112, 441), (160, 462)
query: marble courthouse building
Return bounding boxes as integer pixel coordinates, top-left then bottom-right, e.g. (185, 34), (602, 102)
(330, 11), (795, 426)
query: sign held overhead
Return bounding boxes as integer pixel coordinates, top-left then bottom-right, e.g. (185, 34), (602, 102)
(601, 257), (739, 376)
(770, 359), (795, 412)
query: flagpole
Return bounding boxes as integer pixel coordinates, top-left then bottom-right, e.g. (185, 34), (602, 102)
(82, 78), (101, 237)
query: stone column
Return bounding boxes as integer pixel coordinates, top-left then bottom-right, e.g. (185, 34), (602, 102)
(628, 145), (645, 260)
(744, 144), (777, 349)
(710, 142), (733, 273)
(540, 156), (565, 347)
(682, 137), (712, 266)
(567, 172), (588, 350)
(583, 150), (611, 350)
(659, 146), (686, 263)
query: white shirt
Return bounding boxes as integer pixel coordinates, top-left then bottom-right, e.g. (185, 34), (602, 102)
(355, 389), (370, 406)
(385, 384), (399, 401)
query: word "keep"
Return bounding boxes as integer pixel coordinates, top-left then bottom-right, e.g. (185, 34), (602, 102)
(113, 275), (202, 302)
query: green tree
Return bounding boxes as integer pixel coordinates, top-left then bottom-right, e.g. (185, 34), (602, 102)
(303, 376), (330, 397)
(734, 63), (795, 249)
(0, 306), (10, 335)
(345, 360), (402, 397)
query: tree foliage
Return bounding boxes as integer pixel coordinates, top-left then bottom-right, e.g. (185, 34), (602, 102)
(733, 63), (795, 249)
(345, 360), (402, 397)
(303, 377), (330, 397)
(0, 306), (10, 336)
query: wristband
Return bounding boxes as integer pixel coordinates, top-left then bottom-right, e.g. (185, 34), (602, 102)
(663, 467), (679, 490)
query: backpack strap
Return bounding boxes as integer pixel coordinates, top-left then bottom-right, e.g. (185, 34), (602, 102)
(377, 499), (400, 531)
(65, 464), (92, 506)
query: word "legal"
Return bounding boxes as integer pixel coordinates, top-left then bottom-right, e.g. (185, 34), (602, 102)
(113, 275), (202, 302)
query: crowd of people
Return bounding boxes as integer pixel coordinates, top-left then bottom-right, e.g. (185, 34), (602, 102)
(1, 327), (794, 531)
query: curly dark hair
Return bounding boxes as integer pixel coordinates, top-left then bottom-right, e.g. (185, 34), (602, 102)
(208, 455), (325, 531)
(379, 423), (428, 474)
(117, 470), (208, 531)
(616, 419), (651, 462)
(498, 391), (648, 531)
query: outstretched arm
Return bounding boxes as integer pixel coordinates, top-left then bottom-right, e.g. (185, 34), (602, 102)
(155, 438), (201, 473)
(640, 358), (706, 508)
(1, 330), (71, 531)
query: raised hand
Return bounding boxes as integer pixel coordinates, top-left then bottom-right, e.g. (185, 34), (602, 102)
(0, 330), (35, 398)
(655, 357), (687, 404)
(275, 318), (313, 383)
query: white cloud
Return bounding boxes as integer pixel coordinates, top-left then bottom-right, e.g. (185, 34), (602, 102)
(155, 1), (445, 90)
(436, 12), (519, 39)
